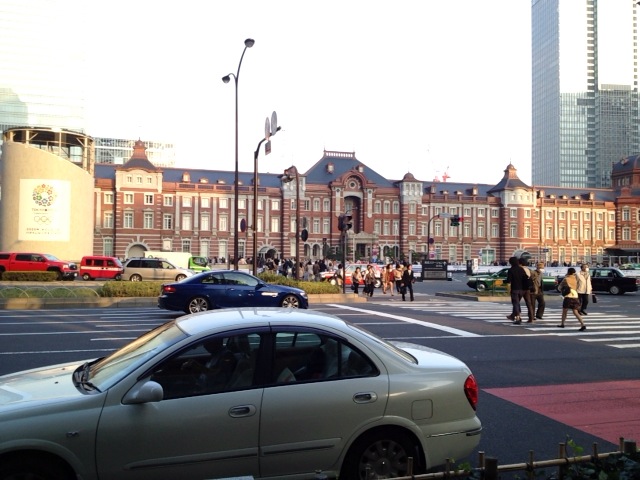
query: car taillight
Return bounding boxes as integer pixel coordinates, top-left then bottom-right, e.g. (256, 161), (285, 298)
(162, 285), (176, 294)
(464, 374), (478, 411)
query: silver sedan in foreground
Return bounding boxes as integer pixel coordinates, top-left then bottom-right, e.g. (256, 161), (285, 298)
(0, 308), (481, 480)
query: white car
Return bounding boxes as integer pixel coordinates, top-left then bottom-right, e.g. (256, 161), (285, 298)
(0, 309), (482, 480)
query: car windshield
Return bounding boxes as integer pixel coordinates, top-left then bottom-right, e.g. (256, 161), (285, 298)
(89, 321), (187, 390)
(192, 257), (207, 267)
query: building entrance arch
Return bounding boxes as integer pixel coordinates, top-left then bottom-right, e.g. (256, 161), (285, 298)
(126, 243), (147, 259)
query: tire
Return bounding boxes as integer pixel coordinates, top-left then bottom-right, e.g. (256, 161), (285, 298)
(115, 274), (122, 281)
(186, 296), (209, 314)
(0, 454), (74, 480)
(175, 274), (187, 281)
(49, 270), (63, 281)
(329, 278), (337, 286)
(82, 273), (92, 281)
(280, 294), (300, 308)
(476, 282), (487, 292)
(129, 274), (142, 282)
(609, 285), (622, 295)
(374, 279), (382, 288)
(341, 430), (423, 479)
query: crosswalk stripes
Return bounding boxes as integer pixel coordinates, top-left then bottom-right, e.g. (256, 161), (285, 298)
(379, 299), (640, 349)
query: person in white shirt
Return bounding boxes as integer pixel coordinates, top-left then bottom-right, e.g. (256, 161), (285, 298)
(577, 263), (593, 315)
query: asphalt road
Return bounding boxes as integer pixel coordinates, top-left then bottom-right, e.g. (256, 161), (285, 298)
(1, 275), (639, 476)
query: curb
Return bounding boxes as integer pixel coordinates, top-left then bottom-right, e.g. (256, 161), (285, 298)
(0, 293), (367, 310)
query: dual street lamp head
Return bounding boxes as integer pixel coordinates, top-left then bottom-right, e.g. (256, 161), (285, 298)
(221, 38), (255, 84)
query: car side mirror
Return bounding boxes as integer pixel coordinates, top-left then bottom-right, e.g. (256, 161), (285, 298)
(122, 380), (164, 404)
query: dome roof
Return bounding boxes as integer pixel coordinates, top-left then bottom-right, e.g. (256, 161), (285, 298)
(612, 155), (640, 175)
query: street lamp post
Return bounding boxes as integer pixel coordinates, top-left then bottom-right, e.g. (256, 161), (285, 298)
(280, 166), (300, 279)
(252, 123), (281, 276)
(426, 212), (453, 260)
(222, 38), (254, 270)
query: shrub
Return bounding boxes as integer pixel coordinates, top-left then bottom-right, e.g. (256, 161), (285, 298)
(98, 281), (164, 297)
(258, 272), (340, 294)
(1, 271), (59, 282)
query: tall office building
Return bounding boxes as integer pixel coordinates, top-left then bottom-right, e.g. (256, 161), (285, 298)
(0, 0), (87, 134)
(532, 0), (640, 188)
(0, 0), (175, 167)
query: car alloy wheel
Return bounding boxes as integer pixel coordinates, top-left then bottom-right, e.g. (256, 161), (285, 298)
(82, 273), (92, 281)
(609, 285), (621, 295)
(476, 282), (487, 292)
(342, 430), (422, 479)
(280, 294), (300, 308)
(187, 297), (209, 313)
(175, 274), (187, 281)
(130, 274), (142, 282)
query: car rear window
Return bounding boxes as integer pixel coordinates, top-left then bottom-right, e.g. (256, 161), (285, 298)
(347, 323), (417, 364)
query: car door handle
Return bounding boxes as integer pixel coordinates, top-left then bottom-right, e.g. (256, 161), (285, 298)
(229, 404), (257, 418)
(353, 392), (378, 404)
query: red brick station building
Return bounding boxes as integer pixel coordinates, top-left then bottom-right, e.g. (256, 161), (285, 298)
(1, 127), (639, 266)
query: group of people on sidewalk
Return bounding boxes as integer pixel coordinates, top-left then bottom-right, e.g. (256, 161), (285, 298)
(351, 263), (415, 301)
(505, 257), (593, 331)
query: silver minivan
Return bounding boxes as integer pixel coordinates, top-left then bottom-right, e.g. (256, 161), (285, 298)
(122, 257), (193, 282)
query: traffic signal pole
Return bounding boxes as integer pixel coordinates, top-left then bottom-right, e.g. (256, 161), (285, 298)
(426, 212), (453, 260)
(337, 212), (353, 294)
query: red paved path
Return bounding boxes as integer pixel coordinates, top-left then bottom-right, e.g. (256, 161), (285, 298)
(484, 380), (640, 445)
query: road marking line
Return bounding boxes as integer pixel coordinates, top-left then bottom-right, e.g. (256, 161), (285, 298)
(328, 304), (480, 337)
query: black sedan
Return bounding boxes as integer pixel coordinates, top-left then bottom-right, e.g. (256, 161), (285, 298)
(557, 267), (640, 295)
(158, 270), (309, 313)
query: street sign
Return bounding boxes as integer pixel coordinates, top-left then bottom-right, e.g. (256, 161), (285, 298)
(265, 140), (271, 155)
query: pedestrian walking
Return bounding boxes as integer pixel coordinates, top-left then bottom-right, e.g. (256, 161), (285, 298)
(364, 264), (376, 297)
(519, 258), (535, 323)
(530, 262), (546, 319)
(505, 256), (527, 324)
(351, 267), (362, 295)
(394, 263), (404, 294)
(558, 267), (586, 331)
(382, 264), (395, 295)
(577, 263), (593, 315)
(400, 264), (415, 301)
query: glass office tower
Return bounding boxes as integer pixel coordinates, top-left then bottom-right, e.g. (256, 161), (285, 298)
(0, 1), (175, 167)
(0, 0), (87, 134)
(532, 0), (640, 188)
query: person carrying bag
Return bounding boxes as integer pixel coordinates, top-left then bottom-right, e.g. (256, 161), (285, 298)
(558, 267), (587, 331)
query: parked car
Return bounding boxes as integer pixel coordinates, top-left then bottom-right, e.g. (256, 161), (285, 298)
(557, 267), (640, 295)
(158, 270), (309, 313)
(122, 257), (193, 282)
(79, 255), (123, 281)
(467, 267), (557, 292)
(0, 308), (481, 479)
(0, 252), (77, 280)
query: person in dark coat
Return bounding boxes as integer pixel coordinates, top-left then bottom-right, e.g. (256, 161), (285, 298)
(518, 257), (535, 323)
(400, 264), (415, 301)
(505, 256), (527, 324)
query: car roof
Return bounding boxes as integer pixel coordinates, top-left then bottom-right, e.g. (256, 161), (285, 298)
(175, 308), (346, 336)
